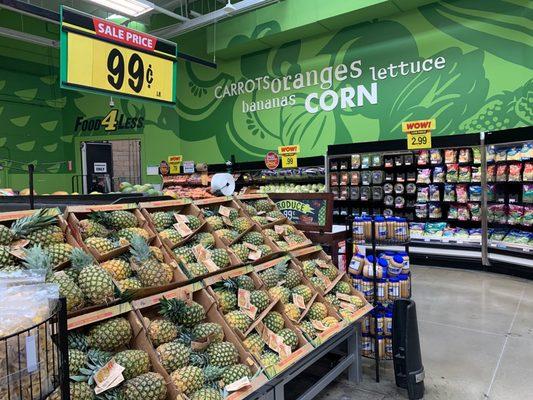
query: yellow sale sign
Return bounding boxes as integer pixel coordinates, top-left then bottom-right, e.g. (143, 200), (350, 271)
(282, 154), (298, 168)
(402, 119), (436, 133)
(407, 132), (432, 149)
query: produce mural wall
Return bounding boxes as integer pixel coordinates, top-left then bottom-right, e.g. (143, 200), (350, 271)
(174, 0), (532, 163)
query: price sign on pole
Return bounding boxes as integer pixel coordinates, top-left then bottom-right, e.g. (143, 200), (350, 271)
(168, 155), (182, 174)
(278, 145), (300, 169)
(402, 119), (435, 150)
(60, 6), (177, 105)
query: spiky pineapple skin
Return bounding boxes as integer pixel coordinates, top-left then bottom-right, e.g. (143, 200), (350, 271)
(231, 243), (250, 261)
(159, 228), (182, 245)
(225, 310), (252, 332)
(68, 349), (87, 375)
(299, 320), (317, 339)
(333, 281), (352, 295)
(77, 264), (114, 304)
(85, 237), (115, 254)
(170, 366), (205, 395)
(302, 260), (317, 278)
(117, 227), (151, 243)
(222, 364), (252, 385)
(151, 211), (174, 231)
(215, 228), (239, 243)
(206, 216), (224, 231)
(192, 322), (224, 343)
(243, 333), (265, 355)
(122, 372), (167, 400)
(235, 275), (255, 291)
(285, 268), (302, 289)
(260, 351), (280, 367)
(26, 225), (64, 246)
(174, 246), (195, 263)
(115, 349), (150, 380)
(117, 277), (142, 291)
(48, 272), (85, 312)
(45, 243), (73, 266)
(292, 285), (313, 303)
(186, 262), (209, 277)
(268, 286), (291, 304)
(284, 303), (301, 321)
(195, 232), (216, 247)
(101, 258), (132, 280)
(108, 210), (138, 230)
(278, 328), (299, 350)
(136, 259), (173, 288)
(254, 199), (273, 212)
(259, 268), (279, 288)
(308, 302), (328, 321)
(191, 388), (223, 400)
(241, 231), (264, 246)
(263, 311), (285, 333)
(69, 381), (94, 400)
(157, 341), (190, 372)
(233, 217), (252, 234)
(207, 341), (239, 367)
(87, 317), (132, 351)
(216, 290), (238, 313)
(250, 290), (270, 312)
(148, 319), (178, 346)
(209, 248), (230, 268)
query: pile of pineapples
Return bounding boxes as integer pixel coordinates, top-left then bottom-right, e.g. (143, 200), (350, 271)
(65, 316), (168, 400)
(212, 276), (271, 335)
(0, 209), (75, 272)
(240, 199), (286, 227)
(149, 210), (203, 247)
(78, 210), (151, 255)
(263, 224), (308, 251)
(229, 231), (273, 263)
(144, 296), (253, 399)
(202, 205), (253, 236)
(300, 257), (365, 319)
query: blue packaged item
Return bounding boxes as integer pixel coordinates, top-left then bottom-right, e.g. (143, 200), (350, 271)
(388, 255), (404, 276)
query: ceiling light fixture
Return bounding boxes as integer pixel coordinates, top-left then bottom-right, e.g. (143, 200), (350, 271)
(223, 0), (237, 14)
(87, 0), (153, 17)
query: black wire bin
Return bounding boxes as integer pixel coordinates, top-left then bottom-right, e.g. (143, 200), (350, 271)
(0, 298), (68, 400)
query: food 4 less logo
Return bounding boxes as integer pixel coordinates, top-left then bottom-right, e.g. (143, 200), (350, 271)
(74, 109), (144, 133)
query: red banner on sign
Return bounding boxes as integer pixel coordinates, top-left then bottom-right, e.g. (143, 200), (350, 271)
(265, 151), (280, 170)
(93, 18), (157, 51)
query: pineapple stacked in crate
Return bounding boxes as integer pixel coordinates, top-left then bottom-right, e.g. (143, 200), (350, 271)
(132, 285), (267, 399)
(291, 246), (372, 324)
(236, 195), (286, 228)
(218, 224), (279, 266)
(66, 204), (155, 261)
(229, 256), (313, 377)
(142, 200), (237, 280)
(0, 209), (118, 315)
(63, 310), (170, 400)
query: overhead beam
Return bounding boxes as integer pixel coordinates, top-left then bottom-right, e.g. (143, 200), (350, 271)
(190, 10), (202, 18)
(151, 0), (280, 38)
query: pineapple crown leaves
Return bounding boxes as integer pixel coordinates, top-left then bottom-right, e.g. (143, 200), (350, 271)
(213, 279), (238, 293)
(88, 211), (111, 227)
(71, 349), (112, 384)
(204, 364), (226, 384)
(158, 296), (187, 323)
(95, 388), (125, 400)
(68, 332), (89, 352)
(274, 260), (289, 278)
(189, 351), (210, 368)
(129, 235), (152, 263)
(202, 208), (216, 217)
(10, 208), (57, 238)
(70, 248), (97, 270)
(21, 244), (53, 278)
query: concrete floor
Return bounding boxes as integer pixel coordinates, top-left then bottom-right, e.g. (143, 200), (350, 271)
(316, 265), (533, 400)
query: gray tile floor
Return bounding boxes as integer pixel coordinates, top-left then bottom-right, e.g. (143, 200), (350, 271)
(316, 265), (533, 400)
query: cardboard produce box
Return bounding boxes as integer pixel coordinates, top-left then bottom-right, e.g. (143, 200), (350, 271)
(66, 204), (156, 262)
(132, 284), (268, 400)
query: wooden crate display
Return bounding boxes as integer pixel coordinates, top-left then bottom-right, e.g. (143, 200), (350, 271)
(66, 204), (156, 262)
(132, 284), (268, 400)
(290, 246), (373, 324)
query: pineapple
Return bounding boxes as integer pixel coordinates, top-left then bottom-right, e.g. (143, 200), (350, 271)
(286, 234), (306, 245)
(276, 241), (290, 251)
(206, 216), (224, 231)
(284, 303), (301, 321)
(252, 216), (269, 226)
(44, 243), (74, 266)
(254, 199), (272, 212)
(122, 372), (167, 400)
(72, 248), (114, 304)
(243, 333), (265, 355)
(68, 331), (89, 352)
(308, 302), (328, 321)
(230, 243), (249, 261)
(159, 297), (206, 327)
(322, 316), (338, 327)
(192, 322), (224, 343)
(215, 228), (239, 243)
(259, 267), (281, 288)
(209, 248), (230, 268)
(323, 265), (339, 281)
(292, 285), (313, 303)
(69, 382), (94, 400)
(186, 215), (202, 230)
(130, 236), (172, 287)
(191, 388), (223, 400)
(186, 262), (209, 278)
(79, 216), (109, 239)
(148, 319), (178, 346)
(170, 366), (205, 395)
(0, 245), (15, 267)
(117, 227), (151, 243)
(263, 229), (280, 241)
(302, 260), (317, 278)
(108, 210), (138, 229)
(159, 228), (182, 245)
(207, 341), (239, 367)
(195, 232), (216, 247)
(8, 209), (58, 244)
(225, 310), (252, 332)
(115, 349), (150, 380)
(157, 341), (191, 372)
(117, 277), (142, 291)
(101, 258), (132, 280)
(278, 329), (299, 350)
(0, 224), (14, 244)
(174, 246), (195, 263)
(324, 293), (341, 309)
(68, 349), (87, 375)
(310, 276), (327, 292)
(23, 246), (85, 312)
(221, 364), (251, 385)
(260, 351), (280, 367)
(234, 275), (255, 291)
(267, 210), (285, 220)
(87, 317), (132, 351)
(150, 246), (164, 261)
(268, 286), (291, 304)
(26, 224), (64, 246)
(299, 320), (317, 339)
(215, 289), (237, 313)
(151, 211), (174, 231)
(85, 237), (115, 254)
(250, 290), (270, 312)
(333, 281), (352, 295)
(241, 231), (264, 246)
(244, 204), (257, 216)
(263, 311), (284, 333)
(233, 217), (252, 233)
(258, 244), (272, 256)
(285, 268), (302, 289)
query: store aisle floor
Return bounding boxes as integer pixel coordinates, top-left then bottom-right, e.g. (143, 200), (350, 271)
(317, 265), (533, 400)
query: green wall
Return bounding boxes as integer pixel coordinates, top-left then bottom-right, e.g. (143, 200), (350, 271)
(177, 0), (532, 162)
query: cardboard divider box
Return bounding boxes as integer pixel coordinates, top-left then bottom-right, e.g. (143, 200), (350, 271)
(67, 307), (175, 399)
(138, 199), (206, 250)
(0, 208), (80, 271)
(132, 284), (268, 400)
(65, 204), (156, 262)
(290, 245), (373, 325)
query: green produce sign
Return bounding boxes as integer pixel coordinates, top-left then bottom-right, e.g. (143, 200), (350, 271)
(270, 193), (333, 231)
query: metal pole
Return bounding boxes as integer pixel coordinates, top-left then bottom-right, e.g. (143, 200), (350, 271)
(28, 163), (35, 210)
(480, 132), (489, 267)
(57, 297), (70, 400)
(372, 218), (380, 382)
